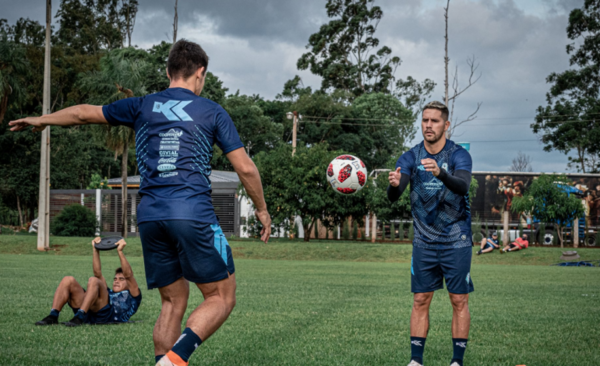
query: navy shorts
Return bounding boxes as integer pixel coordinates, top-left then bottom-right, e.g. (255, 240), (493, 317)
(139, 220), (235, 289)
(411, 246), (474, 294)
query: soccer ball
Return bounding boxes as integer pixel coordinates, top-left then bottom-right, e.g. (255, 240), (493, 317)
(326, 155), (368, 195)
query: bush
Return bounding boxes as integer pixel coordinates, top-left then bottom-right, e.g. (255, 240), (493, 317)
(352, 221), (358, 240)
(390, 221), (395, 241)
(342, 220), (350, 240)
(408, 222), (414, 241)
(361, 229), (366, 241)
(314, 221), (319, 239)
(51, 204), (97, 237)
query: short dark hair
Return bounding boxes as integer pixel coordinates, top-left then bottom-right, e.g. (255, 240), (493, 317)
(423, 101), (449, 121)
(167, 39), (209, 80)
(115, 267), (123, 275)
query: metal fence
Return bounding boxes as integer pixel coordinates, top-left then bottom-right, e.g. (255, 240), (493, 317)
(49, 189), (239, 237)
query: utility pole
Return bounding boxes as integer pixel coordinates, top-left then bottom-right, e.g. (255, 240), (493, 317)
(292, 111), (298, 156)
(37, 0), (51, 251)
(173, 0), (178, 44)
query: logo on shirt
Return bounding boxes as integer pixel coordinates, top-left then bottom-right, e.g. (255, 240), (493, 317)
(417, 165), (426, 171)
(442, 162), (448, 171)
(152, 100), (193, 121)
(158, 128), (182, 178)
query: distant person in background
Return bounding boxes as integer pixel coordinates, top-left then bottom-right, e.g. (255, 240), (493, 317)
(476, 232), (499, 255)
(501, 234), (529, 253)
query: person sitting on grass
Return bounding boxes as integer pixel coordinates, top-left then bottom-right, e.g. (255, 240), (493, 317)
(501, 234), (529, 253)
(35, 237), (141, 326)
(477, 232), (499, 255)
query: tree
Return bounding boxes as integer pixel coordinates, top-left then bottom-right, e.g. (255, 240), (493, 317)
(532, 1), (600, 173)
(253, 143), (370, 242)
(297, 0), (434, 105)
(0, 34), (28, 124)
(79, 48), (149, 236)
(510, 151), (533, 172)
(511, 174), (584, 248)
(443, 0), (482, 139)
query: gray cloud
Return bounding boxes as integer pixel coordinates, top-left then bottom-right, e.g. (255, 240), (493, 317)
(0, 0), (590, 172)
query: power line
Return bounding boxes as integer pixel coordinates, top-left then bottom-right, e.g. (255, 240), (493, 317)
(295, 118), (600, 128)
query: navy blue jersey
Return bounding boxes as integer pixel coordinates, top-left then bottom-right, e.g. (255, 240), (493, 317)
(108, 288), (142, 323)
(396, 140), (472, 249)
(487, 237), (499, 245)
(102, 88), (244, 224)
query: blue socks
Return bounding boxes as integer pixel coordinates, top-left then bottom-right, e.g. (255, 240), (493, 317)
(50, 309), (60, 318)
(451, 338), (468, 366)
(171, 327), (203, 362)
(75, 309), (87, 321)
(410, 336), (427, 365)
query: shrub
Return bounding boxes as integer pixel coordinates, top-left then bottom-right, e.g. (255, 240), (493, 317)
(361, 229), (366, 241)
(539, 222), (546, 245)
(314, 221), (319, 239)
(390, 221), (395, 241)
(408, 222), (414, 241)
(51, 204), (97, 237)
(352, 221), (358, 240)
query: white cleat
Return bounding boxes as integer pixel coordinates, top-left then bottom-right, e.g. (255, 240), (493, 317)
(450, 363), (461, 366)
(407, 361), (423, 366)
(155, 355), (177, 366)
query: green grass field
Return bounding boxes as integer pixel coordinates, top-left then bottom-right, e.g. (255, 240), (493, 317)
(0, 236), (599, 365)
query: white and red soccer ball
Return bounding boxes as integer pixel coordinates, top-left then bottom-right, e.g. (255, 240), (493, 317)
(327, 155), (368, 195)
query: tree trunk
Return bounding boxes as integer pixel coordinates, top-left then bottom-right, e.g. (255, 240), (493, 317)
(16, 195), (23, 228)
(304, 218), (315, 242)
(121, 138), (129, 237)
(556, 224), (563, 248)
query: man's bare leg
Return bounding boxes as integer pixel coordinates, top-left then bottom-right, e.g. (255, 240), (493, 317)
(479, 238), (486, 250)
(79, 277), (110, 313)
(449, 293), (470, 365)
(154, 278), (190, 357)
(158, 274), (236, 365)
(36, 276), (87, 325)
(51, 276), (86, 311)
(409, 292), (434, 365)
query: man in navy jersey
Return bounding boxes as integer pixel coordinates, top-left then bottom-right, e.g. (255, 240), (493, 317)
(388, 101), (473, 366)
(11, 39), (272, 366)
(35, 238), (141, 326)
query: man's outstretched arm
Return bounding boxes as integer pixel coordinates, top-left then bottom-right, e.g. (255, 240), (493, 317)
(226, 148), (271, 243)
(9, 105), (107, 132)
(116, 240), (140, 297)
(91, 237), (106, 284)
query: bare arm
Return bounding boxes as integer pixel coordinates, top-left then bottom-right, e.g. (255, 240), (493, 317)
(226, 147), (271, 243)
(9, 105), (107, 132)
(116, 240), (140, 297)
(91, 237), (106, 284)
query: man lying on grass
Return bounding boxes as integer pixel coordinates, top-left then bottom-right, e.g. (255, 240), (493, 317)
(35, 237), (142, 326)
(501, 234), (529, 253)
(476, 232), (500, 255)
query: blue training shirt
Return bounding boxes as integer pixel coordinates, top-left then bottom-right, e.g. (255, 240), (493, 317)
(396, 140), (472, 249)
(108, 288), (142, 323)
(102, 88), (244, 224)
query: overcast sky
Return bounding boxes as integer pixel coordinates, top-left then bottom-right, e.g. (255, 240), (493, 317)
(1, 0), (587, 173)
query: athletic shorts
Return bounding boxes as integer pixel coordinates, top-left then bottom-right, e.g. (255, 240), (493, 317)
(411, 246), (474, 294)
(139, 220), (235, 289)
(484, 243), (495, 250)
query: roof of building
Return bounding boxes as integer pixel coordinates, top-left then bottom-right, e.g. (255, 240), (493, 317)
(107, 170), (240, 187)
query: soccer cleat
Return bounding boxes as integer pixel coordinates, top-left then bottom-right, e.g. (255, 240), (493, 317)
(450, 363), (461, 366)
(407, 361), (423, 366)
(64, 316), (84, 327)
(156, 354), (188, 366)
(476, 250), (482, 255)
(35, 315), (58, 326)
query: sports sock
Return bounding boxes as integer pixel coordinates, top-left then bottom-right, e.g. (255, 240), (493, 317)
(410, 336), (427, 365)
(170, 327), (203, 363)
(75, 309), (87, 321)
(451, 338), (468, 366)
(50, 309), (60, 318)
(155, 355), (164, 363)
